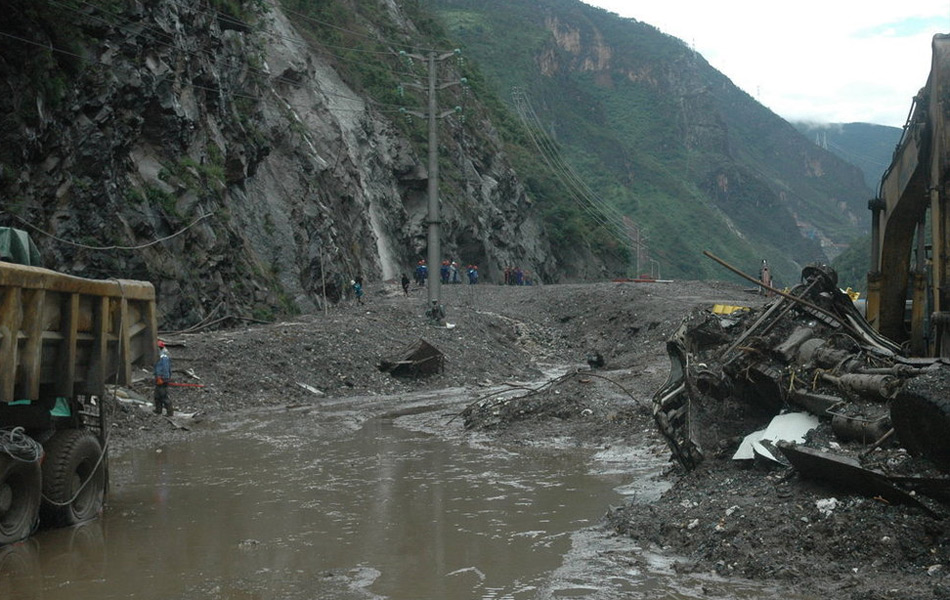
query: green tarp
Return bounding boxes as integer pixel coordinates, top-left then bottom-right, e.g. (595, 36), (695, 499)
(0, 227), (42, 266)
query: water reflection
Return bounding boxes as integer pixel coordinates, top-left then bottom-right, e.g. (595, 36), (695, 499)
(4, 407), (793, 599)
(7, 412), (632, 599)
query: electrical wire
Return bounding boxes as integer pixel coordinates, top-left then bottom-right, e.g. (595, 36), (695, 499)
(276, 1), (437, 54)
(515, 90), (640, 239)
(1, 210), (215, 251)
(512, 90), (635, 236)
(511, 89), (641, 266)
(0, 427), (44, 463)
(7, 1), (407, 116)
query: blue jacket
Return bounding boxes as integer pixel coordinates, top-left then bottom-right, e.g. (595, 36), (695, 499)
(154, 351), (172, 381)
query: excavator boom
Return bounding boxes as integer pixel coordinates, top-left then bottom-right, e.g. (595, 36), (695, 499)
(868, 33), (950, 357)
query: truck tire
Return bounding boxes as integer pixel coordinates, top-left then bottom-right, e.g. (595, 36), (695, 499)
(0, 454), (41, 546)
(40, 430), (105, 527)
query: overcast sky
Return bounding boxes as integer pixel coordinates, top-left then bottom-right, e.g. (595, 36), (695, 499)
(582, 1), (949, 127)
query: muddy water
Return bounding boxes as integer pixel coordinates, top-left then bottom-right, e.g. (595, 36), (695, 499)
(1, 403), (792, 600)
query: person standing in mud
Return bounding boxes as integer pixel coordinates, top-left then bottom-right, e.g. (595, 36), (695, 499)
(153, 340), (173, 416)
(401, 273), (410, 296)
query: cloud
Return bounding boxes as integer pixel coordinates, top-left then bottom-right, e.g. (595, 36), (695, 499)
(584, 0), (948, 126)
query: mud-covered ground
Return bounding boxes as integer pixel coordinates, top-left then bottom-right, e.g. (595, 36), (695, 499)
(110, 279), (950, 600)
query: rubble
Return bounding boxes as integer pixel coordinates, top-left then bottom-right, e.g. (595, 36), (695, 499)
(378, 339), (445, 378)
(101, 278), (950, 599)
(653, 261), (950, 505)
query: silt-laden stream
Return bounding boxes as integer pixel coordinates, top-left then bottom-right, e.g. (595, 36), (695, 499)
(1, 390), (793, 599)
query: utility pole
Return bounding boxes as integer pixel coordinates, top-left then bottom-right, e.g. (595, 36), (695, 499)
(425, 51), (441, 315)
(400, 49), (463, 322)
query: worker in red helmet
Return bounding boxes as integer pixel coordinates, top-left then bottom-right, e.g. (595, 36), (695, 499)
(153, 340), (173, 416)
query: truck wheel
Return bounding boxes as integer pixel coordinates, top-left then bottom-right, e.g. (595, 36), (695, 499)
(40, 430), (105, 527)
(0, 454), (41, 546)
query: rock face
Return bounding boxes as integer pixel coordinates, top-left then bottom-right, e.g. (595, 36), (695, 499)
(0, 0), (557, 328)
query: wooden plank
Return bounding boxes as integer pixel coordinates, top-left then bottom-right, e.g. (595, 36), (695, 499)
(19, 288), (46, 400)
(0, 288), (22, 404)
(55, 293), (79, 398)
(87, 295), (110, 395)
(144, 296), (158, 367)
(1, 262), (157, 401)
(118, 297), (131, 386)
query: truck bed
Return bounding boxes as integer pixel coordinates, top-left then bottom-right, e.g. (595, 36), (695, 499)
(0, 261), (157, 404)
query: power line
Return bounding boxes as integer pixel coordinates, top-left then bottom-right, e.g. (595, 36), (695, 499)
(824, 139), (890, 169)
(513, 90), (636, 235)
(512, 90), (642, 251)
(276, 2), (436, 54)
(1, 210), (215, 251)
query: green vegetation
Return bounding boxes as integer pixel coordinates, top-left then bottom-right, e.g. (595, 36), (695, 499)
(427, 0), (873, 282)
(279, 0), (429, 111)
(276, 0), (622, 265)
(831, 234), (871, 293)
(144, 185), (178, 217)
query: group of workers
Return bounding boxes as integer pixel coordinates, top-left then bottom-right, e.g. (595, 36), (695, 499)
(413, 259), (481, 286)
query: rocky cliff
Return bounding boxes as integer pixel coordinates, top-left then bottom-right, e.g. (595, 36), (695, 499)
(0, 0), (556, 327)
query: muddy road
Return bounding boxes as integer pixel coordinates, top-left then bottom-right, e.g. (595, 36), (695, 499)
(5, 279), (949, 599)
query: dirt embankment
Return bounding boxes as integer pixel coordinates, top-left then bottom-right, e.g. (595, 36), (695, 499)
(112, 279), (950, 600)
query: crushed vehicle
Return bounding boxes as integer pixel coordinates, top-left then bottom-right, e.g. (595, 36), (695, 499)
(653, 259), (950, 507)
(0, 227), (157, 545)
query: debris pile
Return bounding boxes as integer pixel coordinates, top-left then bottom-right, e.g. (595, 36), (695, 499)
(378, 339), (445, 378)
(653, 263), (950, 507)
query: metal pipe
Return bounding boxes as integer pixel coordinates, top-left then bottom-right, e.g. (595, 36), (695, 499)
(702, 251), (862, 339)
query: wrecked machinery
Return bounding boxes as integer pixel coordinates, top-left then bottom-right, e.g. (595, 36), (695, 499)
(0, 227), (158, 545)
(653, 259), (950, 505)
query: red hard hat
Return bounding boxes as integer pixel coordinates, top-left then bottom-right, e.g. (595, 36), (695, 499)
(157, 340), (165, 348)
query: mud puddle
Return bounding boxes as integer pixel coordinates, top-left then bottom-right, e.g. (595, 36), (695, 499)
(3, 392), (800, 599)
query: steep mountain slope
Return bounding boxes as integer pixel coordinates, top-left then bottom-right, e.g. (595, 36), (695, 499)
(0, 0), (564, 327)
(793, 122), (903, 191)
(0, 0), (882, 329)
(430, 0), (874, 283)
(790, 122), (903, 292)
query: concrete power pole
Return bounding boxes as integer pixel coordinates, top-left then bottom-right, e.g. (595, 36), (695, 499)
(400, 49), (463, 322)
(425, 51), (441, 315)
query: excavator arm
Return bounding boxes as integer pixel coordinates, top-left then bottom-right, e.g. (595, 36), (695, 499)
(868, 34), (950, 357)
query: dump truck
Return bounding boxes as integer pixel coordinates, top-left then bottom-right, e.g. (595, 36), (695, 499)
(0, 227), (157, 545)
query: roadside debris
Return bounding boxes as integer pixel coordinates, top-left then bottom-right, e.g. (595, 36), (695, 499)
(378, 339), (445, 378)
(733, 412), (818, 464)
(296, 382), (326, 397)
(458, 369), (641, 430)
(776, 443), (934, 514)
(653, 257), (950, 507)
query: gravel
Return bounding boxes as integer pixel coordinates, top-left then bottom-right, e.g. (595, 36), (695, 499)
(107, 278), (950, 599)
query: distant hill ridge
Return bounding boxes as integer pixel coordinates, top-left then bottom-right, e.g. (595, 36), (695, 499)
(432, 0), (877, 284)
